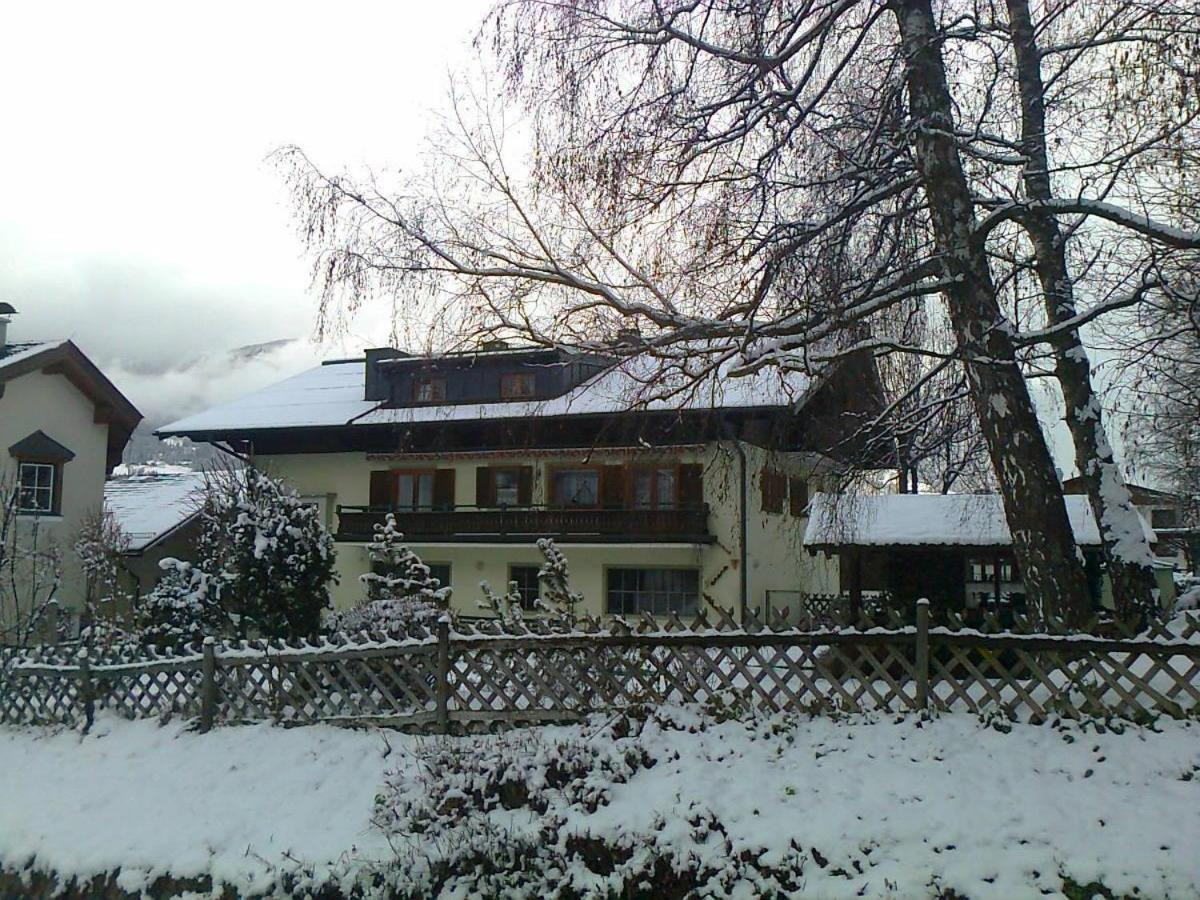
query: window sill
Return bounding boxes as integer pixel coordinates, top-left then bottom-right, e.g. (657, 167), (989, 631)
(17, 512), (63, 521)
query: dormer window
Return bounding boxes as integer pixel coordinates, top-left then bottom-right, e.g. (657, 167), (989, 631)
(413, 376), (446, 403)
(500, 372), (536, 400)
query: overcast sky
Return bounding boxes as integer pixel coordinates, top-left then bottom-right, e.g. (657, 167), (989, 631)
(0, 0), (492, 422)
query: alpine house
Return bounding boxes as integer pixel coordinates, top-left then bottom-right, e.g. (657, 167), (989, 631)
(158, 344), (887, 621)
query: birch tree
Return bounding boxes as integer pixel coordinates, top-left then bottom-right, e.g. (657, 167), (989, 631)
(279, 0), (1199, 623)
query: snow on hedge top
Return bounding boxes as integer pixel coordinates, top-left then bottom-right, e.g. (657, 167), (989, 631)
(804, 491), (1157, 548)
(159, 353), (816, 434)
(104, 471), (207, 551)
(159, 361), (377, 433)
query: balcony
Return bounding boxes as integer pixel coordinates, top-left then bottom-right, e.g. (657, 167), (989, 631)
(335, 504), (713, 544)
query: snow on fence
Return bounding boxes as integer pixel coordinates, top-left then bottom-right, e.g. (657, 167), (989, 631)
(2, 605), (1199, 731)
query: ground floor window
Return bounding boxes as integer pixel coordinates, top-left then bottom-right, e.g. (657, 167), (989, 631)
(509, 564), (541, 609)
(606, 567), (699, 616)
(427, 563), (451, 592)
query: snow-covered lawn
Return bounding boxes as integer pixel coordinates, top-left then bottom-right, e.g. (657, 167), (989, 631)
(1, 710), (1198, 898)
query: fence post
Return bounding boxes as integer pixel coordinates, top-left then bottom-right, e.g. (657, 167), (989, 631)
(200, 637), (217, 733)
(435, 617), (451, 735)
(915, 598), (930, 712)
(76, 648), (94, 733)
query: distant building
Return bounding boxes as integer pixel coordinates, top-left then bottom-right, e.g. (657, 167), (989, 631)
(104, 468), (206, 599)
(1061, 476), (1196, 573)
(803, 492), (1175, 615)
(0, 305), (142, 640)
(159, 345), (888, 622)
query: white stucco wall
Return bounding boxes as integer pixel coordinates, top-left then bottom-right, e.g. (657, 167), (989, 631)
(0, 369), (111, 634)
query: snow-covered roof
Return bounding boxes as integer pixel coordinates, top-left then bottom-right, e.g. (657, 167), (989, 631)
(159, 354), (818, 436)
(0, 340), (65, 373)
(803, 492), (1157, 548)
(159, 362), (377, 433)
(104, 471), (207, 552)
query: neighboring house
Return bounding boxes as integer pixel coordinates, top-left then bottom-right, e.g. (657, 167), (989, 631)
(803, 492), (1175, 614)
(0, 305), (142, 640)
(103, 468), (206, 599)
(1062, 476), (1197, 574)
(159, 344), (887, 621)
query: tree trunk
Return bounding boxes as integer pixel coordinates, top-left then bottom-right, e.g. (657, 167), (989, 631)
(1004, 0), (1159, 622)
(892, 0), (1092, 625)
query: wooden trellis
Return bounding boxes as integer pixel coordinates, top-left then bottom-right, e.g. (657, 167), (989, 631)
(2, 609), (1198, 731)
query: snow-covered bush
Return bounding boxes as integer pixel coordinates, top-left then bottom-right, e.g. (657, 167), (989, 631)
(534, 537), (586, 625)
(137, 466), (337, 646)
(137, 558), (225, 649)
(325, 514), (448, 638)
(479, 538), (590, 628)
(371, 708), (807, 897)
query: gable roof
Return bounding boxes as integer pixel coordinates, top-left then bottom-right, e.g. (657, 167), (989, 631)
(803, 492), (1158, 549)
(0, 339), (143, 472)
(8, 430), (76, 462)
(104, 471), (206, 553)
(157, 353), (820, 438)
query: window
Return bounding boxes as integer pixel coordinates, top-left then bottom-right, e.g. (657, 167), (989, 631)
(500, 372), (536, 400)
(1151, 508), (1179, 529)
(509, 565), (541, 610)
(412, 376), (446, 403)
(789, 477), (809, 517)
(428, 563), (451, 591)
(968, 557), (1016, 583)
(606, 568), (699, 616)
(396, 471), (435, 511)
(17, 462), (56, 514)
(552, 468), (600, 508)
(760, 470), (786, 514)
(493, 469), (521, 506)
(631, 467), (677, 510)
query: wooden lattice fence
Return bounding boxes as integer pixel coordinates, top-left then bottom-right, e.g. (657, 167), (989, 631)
(2, 607), (1198, 731)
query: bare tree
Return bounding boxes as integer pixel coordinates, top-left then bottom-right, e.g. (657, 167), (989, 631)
(0, 475), (62, 647)
(279, 0), (1200, 623)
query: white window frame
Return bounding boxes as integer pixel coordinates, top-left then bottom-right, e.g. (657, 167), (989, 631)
(17, 461), (56, 515)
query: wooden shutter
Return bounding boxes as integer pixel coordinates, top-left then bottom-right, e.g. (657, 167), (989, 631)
(678, 464), (703, 508)
(517, 466), (534, 506)
(760, 469), (785, 514)
(601, 465), (625, 509)
(789, 477), (809, 516)
(475, 467), (494, 508)
(433, 469), (456, 510)
(369, 470), (393, 508)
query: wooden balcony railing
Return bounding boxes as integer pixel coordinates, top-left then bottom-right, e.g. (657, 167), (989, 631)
(335, 504), (713, 544)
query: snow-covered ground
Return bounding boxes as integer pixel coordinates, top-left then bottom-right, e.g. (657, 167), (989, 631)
(1, 711), (1198, 898)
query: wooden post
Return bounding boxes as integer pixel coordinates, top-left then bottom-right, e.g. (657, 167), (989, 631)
(915, 598), (930, 711)
(200, 637), (217, 733)
(435, 618), (451, 734)
(76, 649), (94, 733)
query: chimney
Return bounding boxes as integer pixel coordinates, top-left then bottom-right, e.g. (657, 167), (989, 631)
(0, 303), (15, 352)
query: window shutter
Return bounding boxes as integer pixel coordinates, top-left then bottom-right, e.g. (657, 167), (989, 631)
(760, 470), (785, 514)
(517, 466), (534, 506)
(789, 477), (809, 516)
(369, 470), (393, 508)
(601, 465), (625, 509)
(433, 469), (456, 510)
(475, 467), (494, 508)
(678, 464), (703, 507)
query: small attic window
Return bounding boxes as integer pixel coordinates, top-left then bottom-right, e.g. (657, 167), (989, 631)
(412, 376), (446, 403)
(500, 372), (536, 400)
